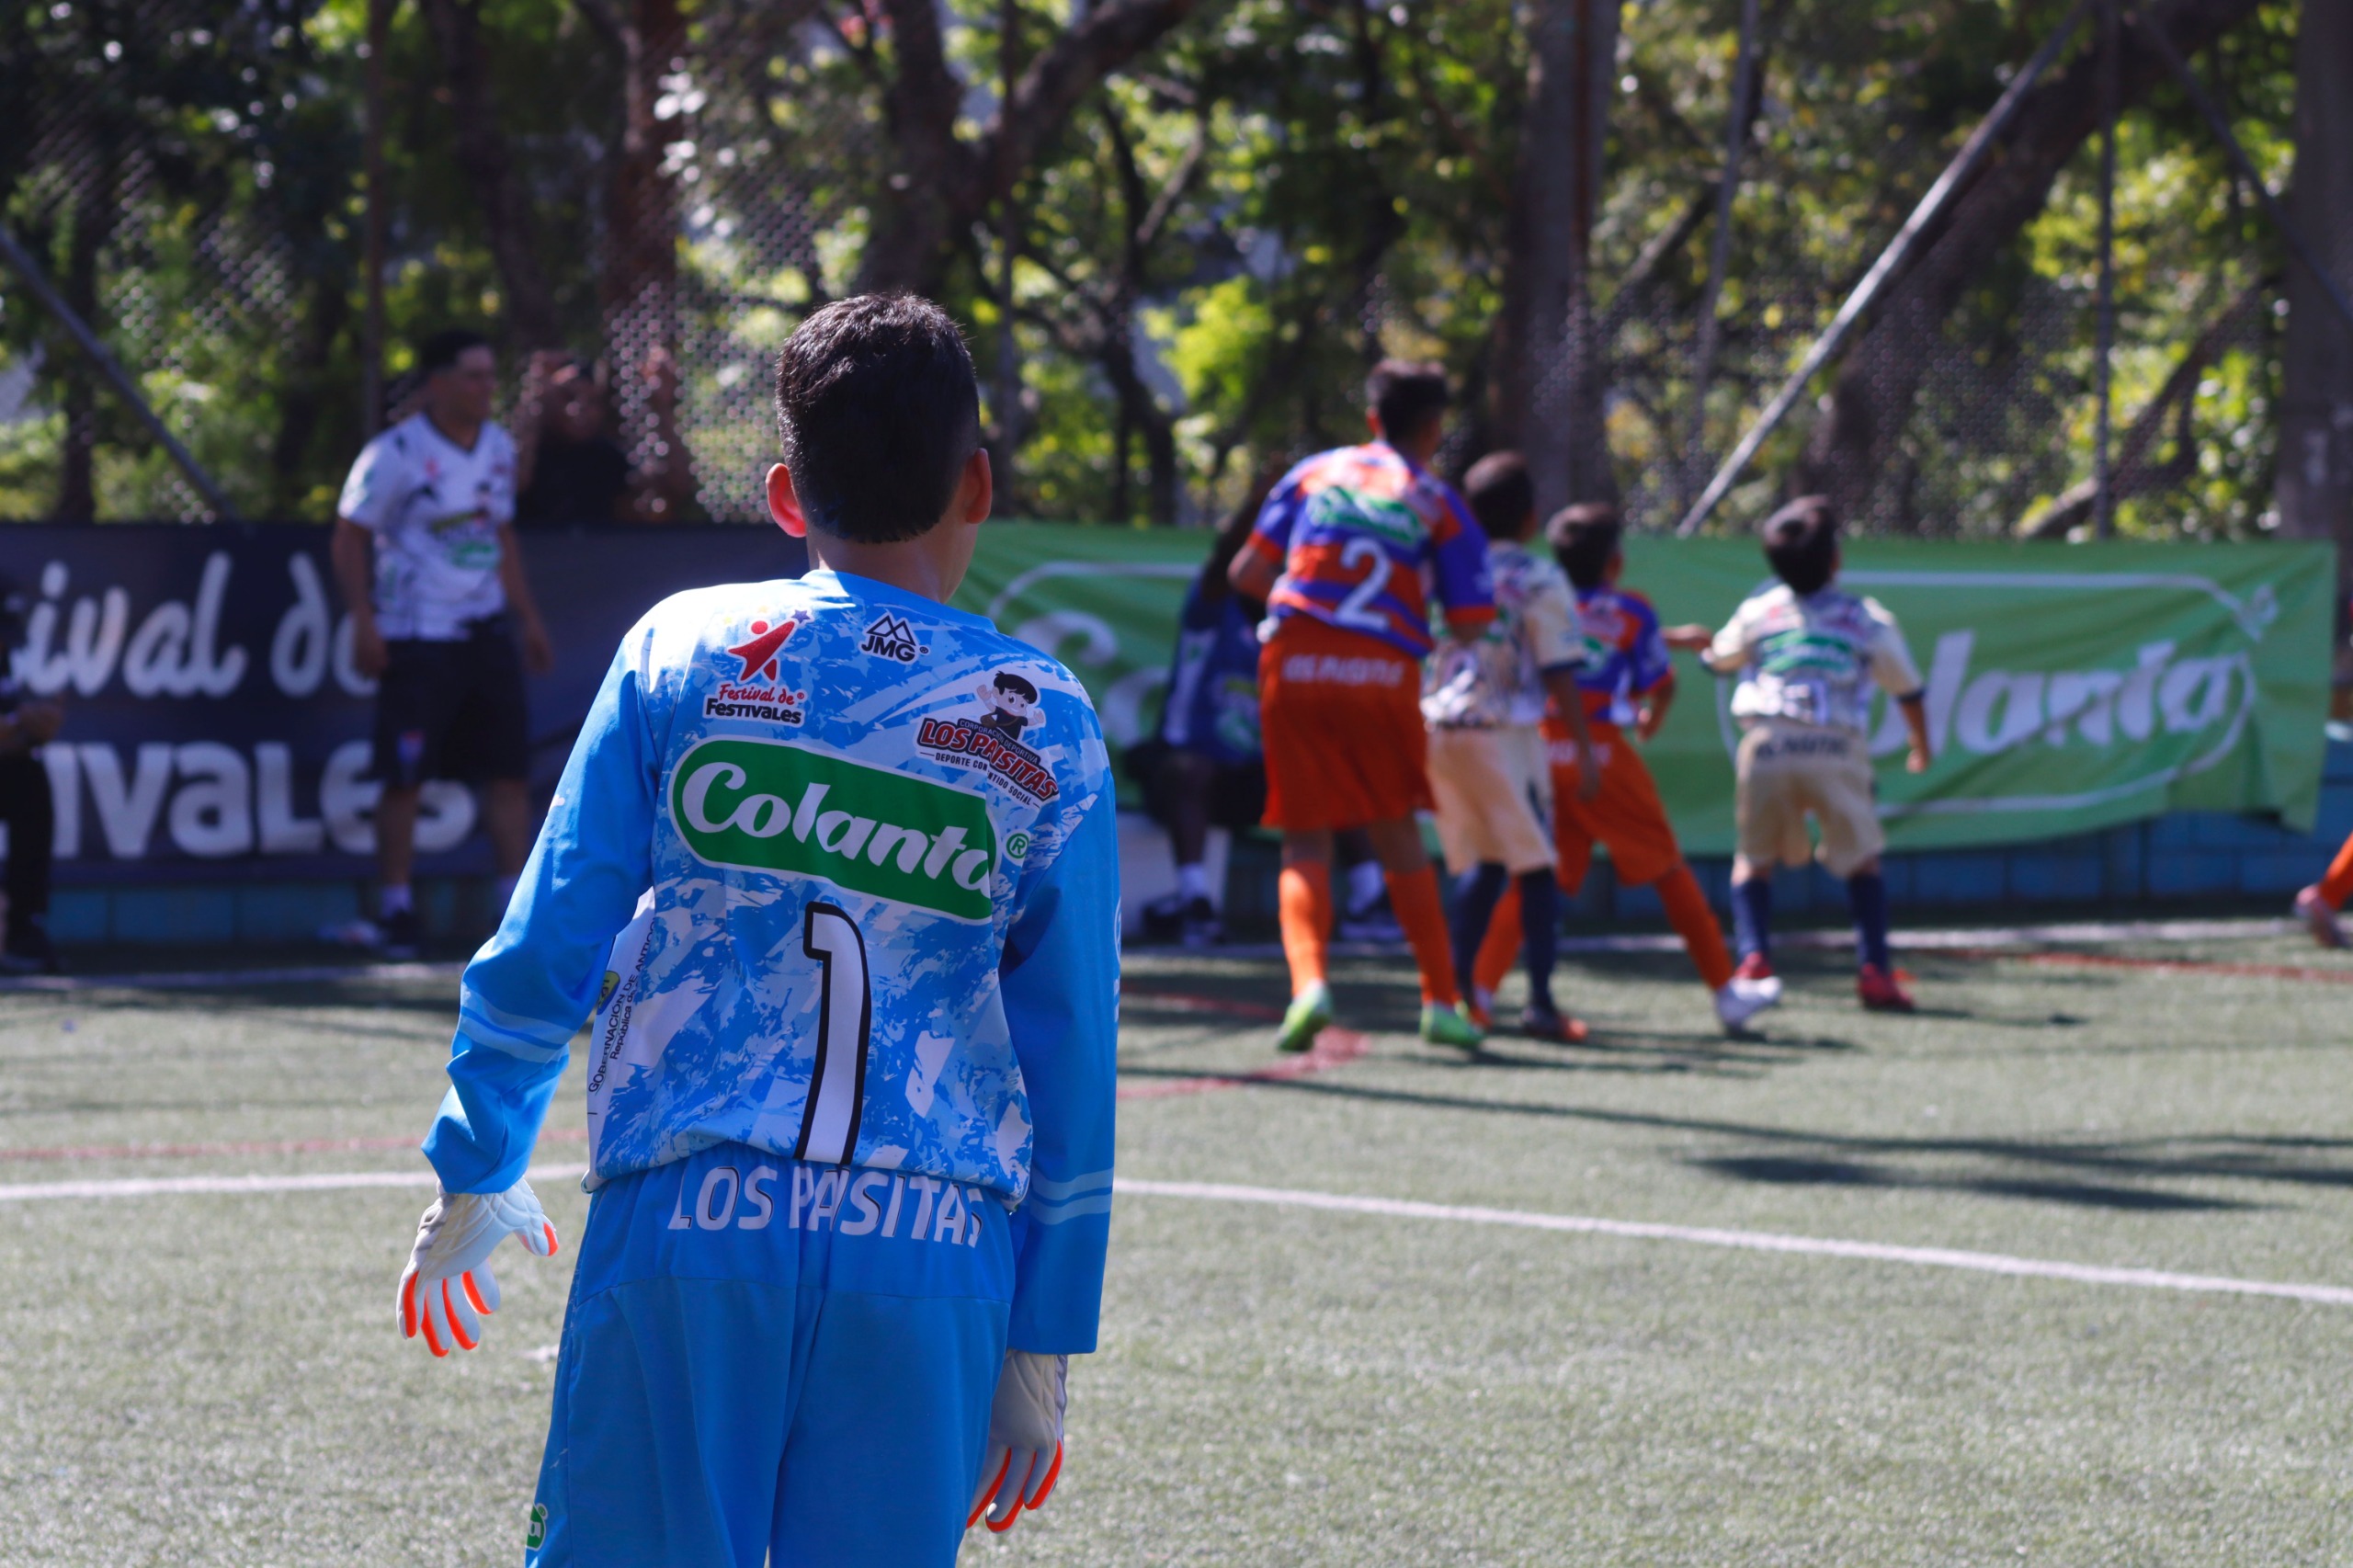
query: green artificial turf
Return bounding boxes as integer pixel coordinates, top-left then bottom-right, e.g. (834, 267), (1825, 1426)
(3, 926), (2351, 1564)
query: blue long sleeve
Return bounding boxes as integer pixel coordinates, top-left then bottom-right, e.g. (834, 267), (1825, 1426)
(998, 784), (1122, 1353)
(423, 628), (662, 1194)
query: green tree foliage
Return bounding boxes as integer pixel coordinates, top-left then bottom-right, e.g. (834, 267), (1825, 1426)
(0, 0), (2305, 535)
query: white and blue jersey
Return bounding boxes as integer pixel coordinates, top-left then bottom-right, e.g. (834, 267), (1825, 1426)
(421, 567), (1121, 1356)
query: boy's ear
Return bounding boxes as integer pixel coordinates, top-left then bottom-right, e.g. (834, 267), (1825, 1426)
(767, 463), (808, 539)
(957, 447), (994, 526)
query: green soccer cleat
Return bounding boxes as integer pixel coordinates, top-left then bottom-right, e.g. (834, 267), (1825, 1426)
(1420, 1000), (1484, 1050)
(1276, 982), (1336, 1053)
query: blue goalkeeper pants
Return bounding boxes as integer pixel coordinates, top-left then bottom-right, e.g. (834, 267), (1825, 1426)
(524, 1144), (1016, 1568)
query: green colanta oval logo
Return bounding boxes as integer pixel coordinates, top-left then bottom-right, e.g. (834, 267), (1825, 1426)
(670, 737), (1001, 923)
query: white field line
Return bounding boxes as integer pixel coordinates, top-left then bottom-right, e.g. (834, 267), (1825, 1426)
(6, 1162), (2338, 1311)
(1116, 1178), (2353, 1308)
(0, 1163), (587, 1204)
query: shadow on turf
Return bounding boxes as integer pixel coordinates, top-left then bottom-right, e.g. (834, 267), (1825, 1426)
(1691, 1154), (2259, 1212)
(1205, 1072), (2350, 1210)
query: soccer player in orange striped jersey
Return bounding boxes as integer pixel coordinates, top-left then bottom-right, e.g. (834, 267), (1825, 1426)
(1470, 505), (1780, 1038)
(1229, 361), (1495, 1051)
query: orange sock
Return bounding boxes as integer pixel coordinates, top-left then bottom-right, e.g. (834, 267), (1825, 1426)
(1473, 879), (1523, 995)
(1654, 862), (1734, 992)
(1385, 866), (1460, 1006)
(2321, 832), (2353, 910)
(1277, 861), (1333, 994)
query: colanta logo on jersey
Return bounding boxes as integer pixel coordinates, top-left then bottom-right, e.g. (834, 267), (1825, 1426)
(704, 617), (808, 725)
(671, 737), (1000, 921)
(860, 612), (929, 663)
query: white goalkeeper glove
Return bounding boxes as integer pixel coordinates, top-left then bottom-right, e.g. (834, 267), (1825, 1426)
(967, 1350), (1068, 1533)
(396, 1178), (559, 1357)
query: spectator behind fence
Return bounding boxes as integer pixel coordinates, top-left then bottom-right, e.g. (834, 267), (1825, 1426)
(515, 351), (634, 525)
(0, 574), (63, 974)
(331, 327), (556, 960)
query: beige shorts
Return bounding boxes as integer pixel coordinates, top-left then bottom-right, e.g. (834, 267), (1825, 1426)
(1735, 719), (1884, 878)
(1427, 724), (1554, 875)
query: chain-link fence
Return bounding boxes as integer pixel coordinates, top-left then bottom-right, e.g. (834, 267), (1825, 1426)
(0, 0), (2307, 536)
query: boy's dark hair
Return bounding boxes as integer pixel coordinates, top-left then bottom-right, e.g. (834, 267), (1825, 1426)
(1546, 503), (1624, 590)
(774, 294), (982, 543)
(1461, 451), (1535, 540)
(993, 671), (1039, 702)
(418, 328), (490, 376)
(1366, 359), (1450, 447)
(1761, 495), (1840, 596)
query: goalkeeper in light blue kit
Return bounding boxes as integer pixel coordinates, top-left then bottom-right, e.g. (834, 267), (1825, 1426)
(392, 294), (1120, 1567)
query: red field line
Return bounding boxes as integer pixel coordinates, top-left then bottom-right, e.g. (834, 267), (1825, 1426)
(1946, 949), (2353, 984)
(1117, 1028), (1372, 1100)
(0, 1128), (592, 1165)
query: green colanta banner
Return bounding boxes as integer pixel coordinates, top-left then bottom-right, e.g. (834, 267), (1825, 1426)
(953, 523), (1211, 773)
(959, 525), (2336, 853)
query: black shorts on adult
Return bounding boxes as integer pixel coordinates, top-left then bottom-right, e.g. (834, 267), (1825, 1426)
(369, 622), (530, 788)
(1130, 738), (1267, 835)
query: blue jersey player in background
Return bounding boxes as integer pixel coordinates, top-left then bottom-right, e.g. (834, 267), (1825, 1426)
(392, 295), (1121, 1567)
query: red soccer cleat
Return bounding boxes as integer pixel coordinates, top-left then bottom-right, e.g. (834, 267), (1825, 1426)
(1733, 952), (1776, 983)
(1518, 1005), (1589, 1044)
(1857, 962), (1915, 1013)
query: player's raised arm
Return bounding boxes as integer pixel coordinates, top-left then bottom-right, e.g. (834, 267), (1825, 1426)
(398, 621), (665, 1356)
(1862, 600), (1933, 771)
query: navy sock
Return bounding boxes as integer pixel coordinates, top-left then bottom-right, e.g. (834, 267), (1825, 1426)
(1847, 871), (1892, 971)
(1731, 875), (1773, 963)
(1517, 869), (1560, 1013)
(1450, 863), (1510, 1003)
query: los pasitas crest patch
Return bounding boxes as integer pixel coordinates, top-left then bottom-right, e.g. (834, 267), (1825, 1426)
(915, 669), (1059, 802)
(860, 611), (929, 663)
(704, 615), (808, 726)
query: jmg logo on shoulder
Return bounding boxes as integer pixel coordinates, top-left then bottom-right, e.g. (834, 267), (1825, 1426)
(671, 738), (999, 922)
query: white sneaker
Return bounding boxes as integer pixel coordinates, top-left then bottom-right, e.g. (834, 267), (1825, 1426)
(320, 917), (386, 951)
(2294, 886), (2346, 950)
(1713, 976), (1781, 1036)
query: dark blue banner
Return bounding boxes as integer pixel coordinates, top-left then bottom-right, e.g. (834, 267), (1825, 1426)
(1, 524), (806, 883)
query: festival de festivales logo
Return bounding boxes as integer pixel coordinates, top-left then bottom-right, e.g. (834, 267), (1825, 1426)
(705, 616), (808, 726)
(671, 737), (1001, 922)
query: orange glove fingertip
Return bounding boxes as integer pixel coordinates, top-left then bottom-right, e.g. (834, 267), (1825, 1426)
(1029, 1442), (1063, 1510)
(441, 1280), (478, 1351)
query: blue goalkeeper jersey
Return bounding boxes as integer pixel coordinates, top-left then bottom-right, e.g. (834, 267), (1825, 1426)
(420, 567), (1122, 1352)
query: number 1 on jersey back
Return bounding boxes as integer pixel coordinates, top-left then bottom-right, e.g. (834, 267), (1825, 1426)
(795, 903), (873, 1165)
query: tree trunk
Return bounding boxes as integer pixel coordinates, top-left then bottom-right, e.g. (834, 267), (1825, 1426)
(415, 0), (561, 347)
(1499, 0), (1619, 517)
(1795, 0), (2260, 529)
(602, 0), (696, 519)
(2273, 0), (2353, 574)
(857, 0), (1200, 298)
(53, 157), (110, 521)
(270, 278), (351, 517)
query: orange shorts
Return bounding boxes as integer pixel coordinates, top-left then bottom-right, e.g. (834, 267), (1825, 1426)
(1259, 618), (1431, 832)
(1542, 718), (1685, 891)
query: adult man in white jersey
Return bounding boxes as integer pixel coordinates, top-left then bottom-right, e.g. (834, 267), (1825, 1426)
(333, 329), (554, 958)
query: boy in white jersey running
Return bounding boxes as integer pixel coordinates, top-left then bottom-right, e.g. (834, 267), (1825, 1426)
(392, 296), (1119, 1566)
(1668, 496), (1931, 1012)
